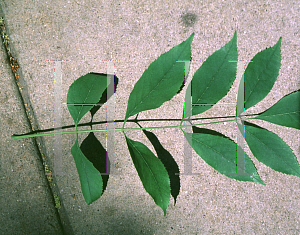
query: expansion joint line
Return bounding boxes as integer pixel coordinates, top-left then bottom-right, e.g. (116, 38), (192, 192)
(0, 11), (73, 234)
(0, 17), (20, 81)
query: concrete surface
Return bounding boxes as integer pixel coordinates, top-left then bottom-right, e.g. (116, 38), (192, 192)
(0, 18), (64, 235)
(0, 0), (299, 234)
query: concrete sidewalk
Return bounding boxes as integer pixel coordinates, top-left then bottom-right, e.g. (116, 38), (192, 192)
(1, 0), (299, 234)
(0, 16), (64, 235)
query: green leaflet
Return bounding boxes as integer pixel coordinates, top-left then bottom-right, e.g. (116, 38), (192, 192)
(185, 31), (238, 117)
(60, 32), (299, 213)
(241, 37), (282, 112)
(123, 33), (194, 125)
(80, 132), (110, 196)
(253, 90), (300, 130)
(240, 121), (300, 178)
(67, 73), (111, 126)
(71, 138), (103, 204)
(11, 30), (300, 216)
(125, 134), (171, 216)
(67, 73), (111, 204)
(89, 73), (119, 119)
(184, 126), (265, 185)
(139, 126), (180, 206)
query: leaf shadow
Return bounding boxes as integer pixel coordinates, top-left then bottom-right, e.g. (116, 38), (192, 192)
(80, 132), (110, 196)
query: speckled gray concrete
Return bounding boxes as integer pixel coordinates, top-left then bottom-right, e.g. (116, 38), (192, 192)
(0, 21), (64, 235)
(1, 0), (300, 234)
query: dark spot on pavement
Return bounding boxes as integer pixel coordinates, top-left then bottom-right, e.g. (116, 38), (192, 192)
(180, 12), (198, 27)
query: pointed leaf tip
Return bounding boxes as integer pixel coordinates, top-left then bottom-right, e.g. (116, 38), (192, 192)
(233, 30), (237, 38)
